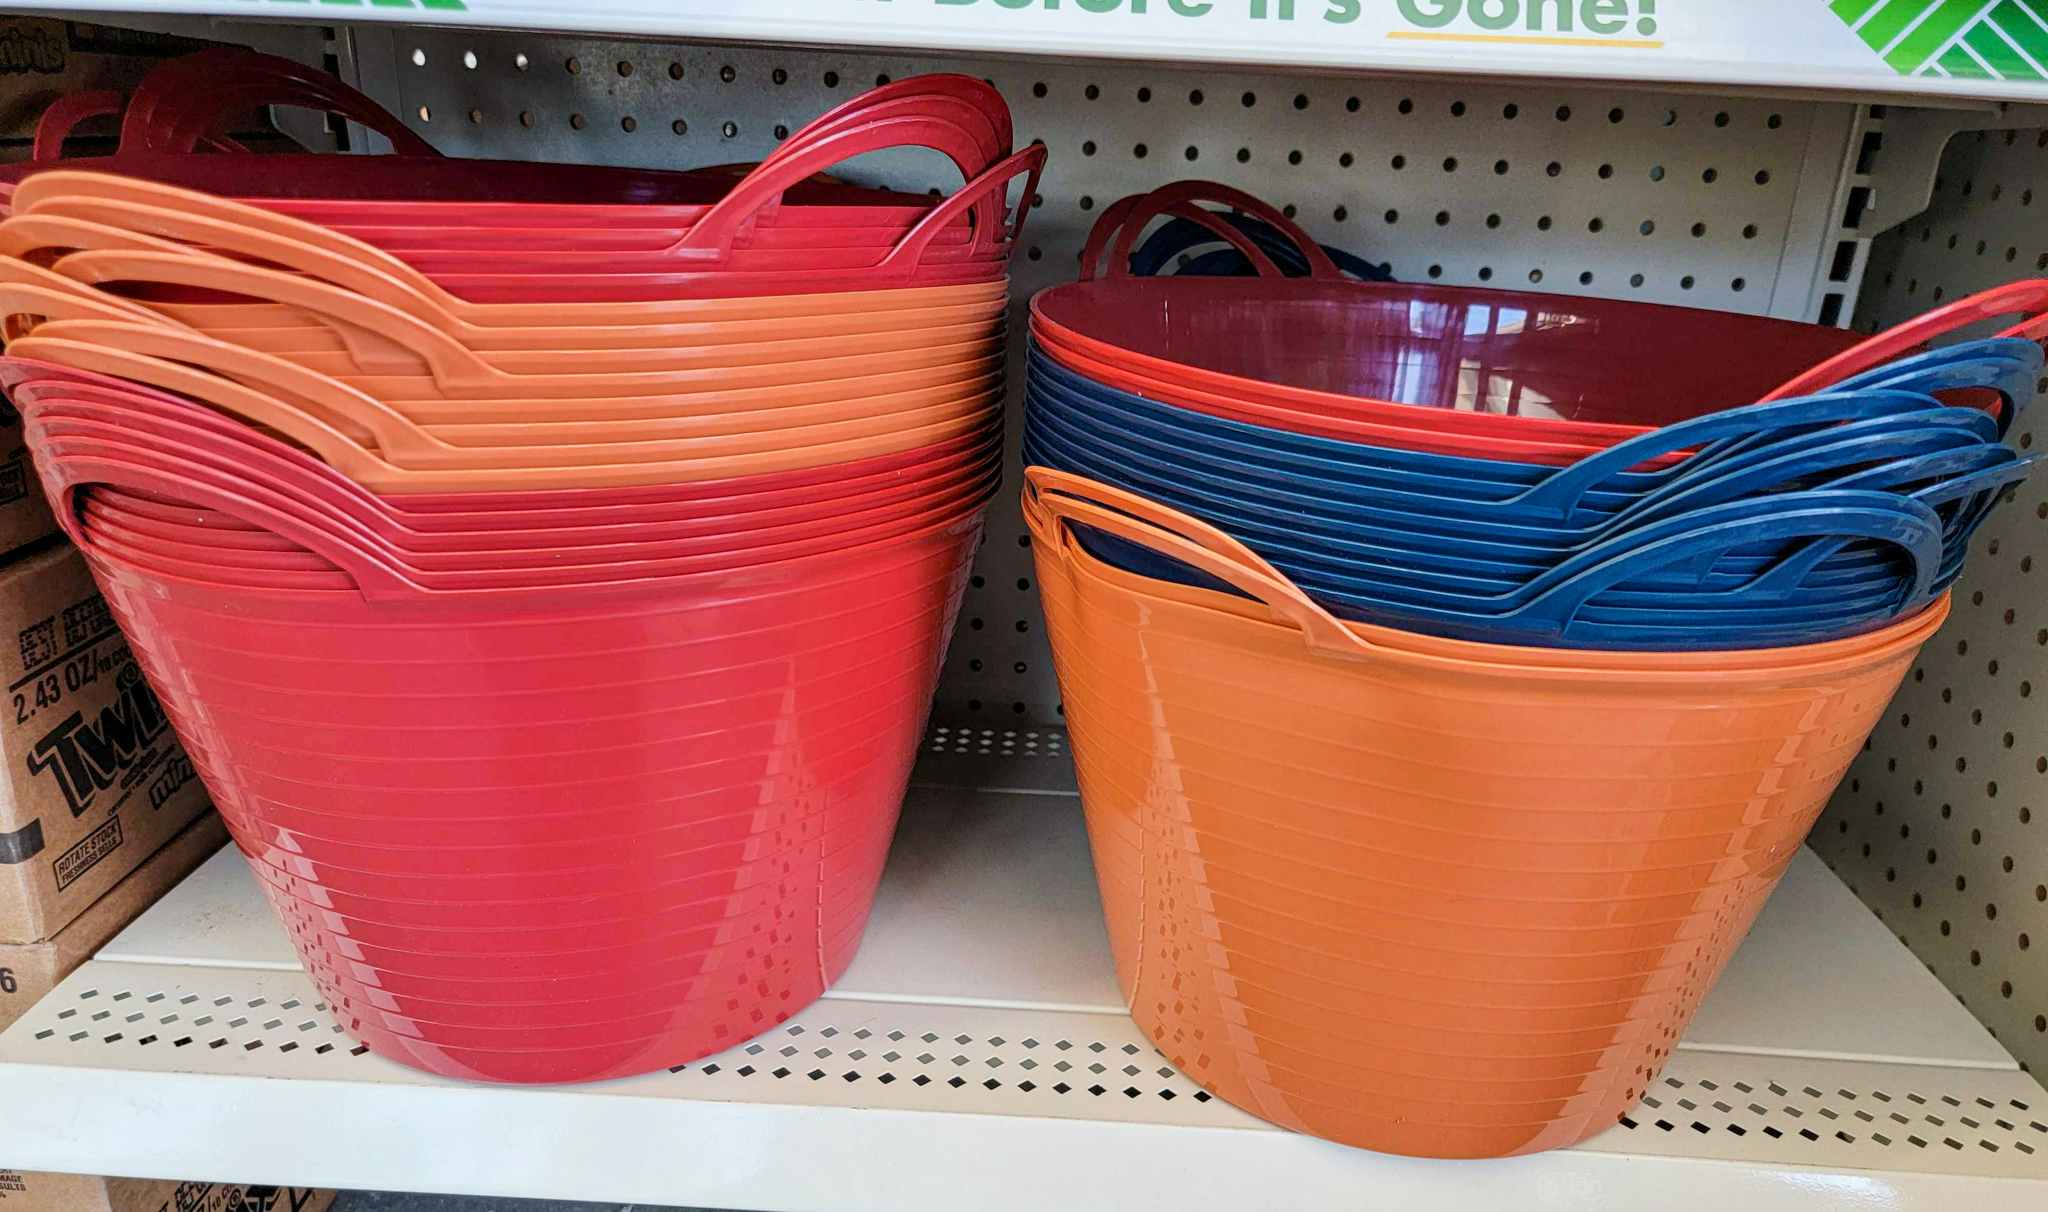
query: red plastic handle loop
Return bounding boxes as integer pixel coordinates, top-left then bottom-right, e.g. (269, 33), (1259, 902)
(33, 91), (125, 161)
(1105, 200), (1284, 280)
(21, 432), (415, 604)
(760, 75), (1012, 175)
(1764, 279), (2048, 401)
(673, 115), (1009, 260)
(1077, 194), (1148, 282)
(32, 91), (244, 160)
(121, 48), (440, 157)
(880, 143), (1045, 272)
(1098, 180), (1343, 283)
(1020, 466), (1379, 661)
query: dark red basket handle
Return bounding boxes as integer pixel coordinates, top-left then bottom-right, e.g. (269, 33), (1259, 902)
(1765, 279), (2048, 401)
(1078, 194), (1150, 281)
(760, 75), (1011, 177)
(1103, 201), (1286, 280)
(33, 91), (124, 161)
(17, 423), (418, 605)
(1093, 180), (1343, 283)
(674, 115), (1013, 260)
(875, 143), (1045, 273)
(122, 48), (440, 157)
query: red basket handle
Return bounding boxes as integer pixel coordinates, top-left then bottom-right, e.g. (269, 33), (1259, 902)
(121, 48), (440, 157)
(1021, 466), (1382, 661)
(1106, 201), (1285, 280)
(873, 143), (1044, 273)
(1078, 194), (1150, 282)
(33, 91), (123, 160)
(1764, 279), (2048, 401)
(13, 400), (418, 604)
(1096, 181), (1343, 283)
(35, 91), (247, 159)
(671, 115), (1011, 260)
(761, 75), (1012, 174)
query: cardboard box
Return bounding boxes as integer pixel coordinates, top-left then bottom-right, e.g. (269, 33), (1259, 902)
(0, 17), (223, 144)
(0, 542), (211, 944)
(0, 811), (227, 1032)
(0, 1174), (334, 1212)
(0, 417), (59, 561)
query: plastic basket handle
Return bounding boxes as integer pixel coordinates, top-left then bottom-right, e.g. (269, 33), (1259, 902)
(26, 443), (420, 604)
(672, 115), (1016, 260)
(1134, 216), (1393, 282)
(1077, 194), (1148, 281)
(14, 173), (476, 327)
(750, 95), (1008, 207)
(1104, 181), (1342, 283)
(0, 257), (185, 326)
(1759, 450), (2036, 592)
(760, 75), (1012, 174)
(1510, 492), (1944, 629)
(1128, 215), (1311, 278)
(9, 326), (386, 458)
(1105, 203), (1285, 280)
(1825, 339), (2044, 436)
(869, 143), (1044, 274)
(31, 90), (242, 159)
(0, 280), (198, 345)
(1022, 466), (1384, 659)
(1609, 409), (1996, 533)
(1512, 389), (1955, 522)
(1764, 279), (2048, 402)
(50, 248), (512, 389)
(121, 48), (440, 157)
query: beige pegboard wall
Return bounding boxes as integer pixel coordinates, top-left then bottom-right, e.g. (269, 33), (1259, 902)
(1814, 126), (2048, 1074)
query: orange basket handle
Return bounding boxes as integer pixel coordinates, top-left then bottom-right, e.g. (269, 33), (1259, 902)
(1021, 466), (1380, 661)
(10, 323), (384, 453)
(1764, 279), (2048, 401)
(15, 173), (467, 325)
(51, 247), (498, 387)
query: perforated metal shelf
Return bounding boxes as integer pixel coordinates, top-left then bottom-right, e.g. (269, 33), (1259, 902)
(0, 743), (2043, 1210)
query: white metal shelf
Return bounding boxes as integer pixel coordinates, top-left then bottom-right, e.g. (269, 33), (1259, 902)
(0, 743), (2043, 1210)
(18, 1), (2048, 104)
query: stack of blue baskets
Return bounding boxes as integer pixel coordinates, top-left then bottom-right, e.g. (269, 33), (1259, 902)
(1026, 183), (2042, 651)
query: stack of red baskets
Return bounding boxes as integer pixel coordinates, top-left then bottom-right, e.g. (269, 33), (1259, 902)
(0, 71), (1040, 1083)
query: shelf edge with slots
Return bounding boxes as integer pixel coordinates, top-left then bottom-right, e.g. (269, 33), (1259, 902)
(19, 2), (2048, 104)
(0, 741), (2044, 1211)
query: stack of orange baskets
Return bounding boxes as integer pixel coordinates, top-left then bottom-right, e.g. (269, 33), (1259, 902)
(0, 73), (1041, 1084)
(1025, 467), (1947, 1158)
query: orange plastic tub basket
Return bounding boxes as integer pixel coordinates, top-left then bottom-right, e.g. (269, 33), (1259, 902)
(1023, 467), (1950, 1159)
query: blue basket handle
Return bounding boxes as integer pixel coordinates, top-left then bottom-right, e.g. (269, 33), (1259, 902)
(1510, 389), (1954, 523)
(1651, 346), (2035, 474)
(1831, 340), (2044, 436)
(1731, 450), (2025, 594)
(1514, 493), (1945, 636)
(1608, 410), (1996, 532)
